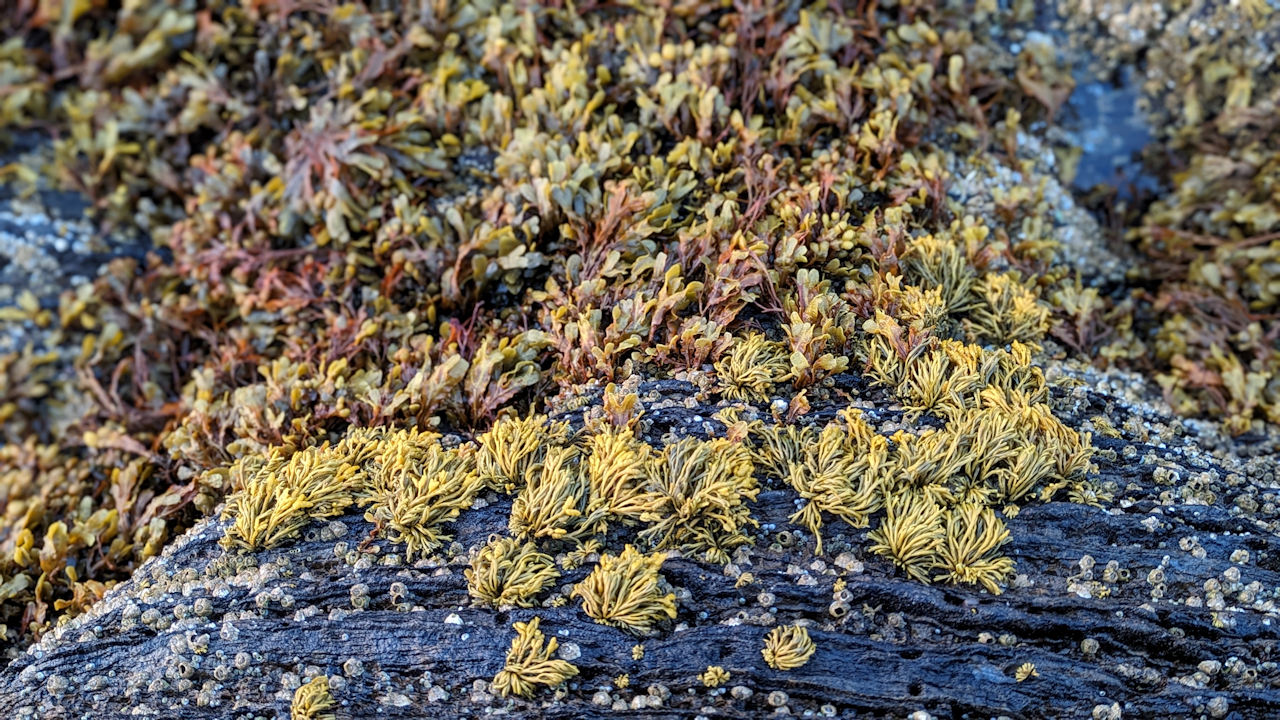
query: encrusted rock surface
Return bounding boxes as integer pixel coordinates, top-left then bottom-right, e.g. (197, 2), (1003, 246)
(2, 377), (1277, 720)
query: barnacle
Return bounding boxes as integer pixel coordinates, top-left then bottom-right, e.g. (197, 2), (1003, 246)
(700, 665), (730, 687)
(221, 445), (363, 552)
(466, 536), (559, 608)
(1015, 662), (1039, 682)
(762, 624), (816, 671)
(492, 617), (580, 699)
(933, 503), (1015, 595)
(713, 333), (791, 401)
(291, 676), (336, 720)
(572, 545), (677, 636)
(867, 494), (944, 584)
(639, 438), (758, 563)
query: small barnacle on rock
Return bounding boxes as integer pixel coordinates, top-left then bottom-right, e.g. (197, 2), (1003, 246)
(465, 535), (558, 608)
(290, 675), (336, 720)
(762, 624), (815, 671)
(699, 665), (730, 688)
(572, 545), (677, 636)
(1015, 662), (1039, 682)
(492, 617), (579, 699)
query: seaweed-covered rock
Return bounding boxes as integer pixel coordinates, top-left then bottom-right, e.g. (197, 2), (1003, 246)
(2, 377), (1277, 720)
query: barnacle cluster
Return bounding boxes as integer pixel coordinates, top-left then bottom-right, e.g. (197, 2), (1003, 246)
(0, 0), (1271, 664)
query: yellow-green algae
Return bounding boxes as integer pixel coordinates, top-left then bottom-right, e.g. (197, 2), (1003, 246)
(0, 0), (1272, 661)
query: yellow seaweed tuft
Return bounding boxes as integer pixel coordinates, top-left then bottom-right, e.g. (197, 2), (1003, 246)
(966, 272), (1050, 345)
(221, 444), (363, 552)
(933, 503), (1015, 594)
(492, 617), (580, 698)
(508, 446), (599, 547)
(572, 545), (677, 636)
(699, 665), (730, 687)
(749, 422), (817, 480)
(867, 493), (944, 584)
(362, 436), (484, 561)
(762, 624), (815, 671)
(582, 428), (656, 524)
(785, 424), (886, 555)
(466, 535), (559, 608)
(902, 231), (977, 315)
(477, 414), (571, 492)
(291, 675), (336, 720)
(639, 437), (758, 563)
(713, 332), (792, 402)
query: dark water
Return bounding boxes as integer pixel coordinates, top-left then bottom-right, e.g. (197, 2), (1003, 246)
(1063, 64), (1159, 198)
